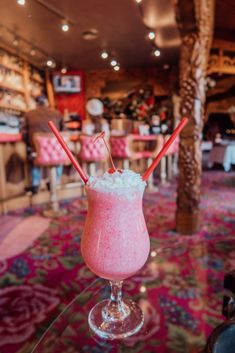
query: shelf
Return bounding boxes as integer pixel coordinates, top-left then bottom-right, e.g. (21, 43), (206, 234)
(0, 82), (25, 94)
(0, 103), (27, 113)
(30, 76), (44, 84)
(29, 90), (43, 98)
(0, 62), (23, 75)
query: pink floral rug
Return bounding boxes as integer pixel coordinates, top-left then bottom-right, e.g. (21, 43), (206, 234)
(0, 171), (235, 353)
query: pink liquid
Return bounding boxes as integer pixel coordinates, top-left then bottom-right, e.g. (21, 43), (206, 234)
(81, 185), (150, 281)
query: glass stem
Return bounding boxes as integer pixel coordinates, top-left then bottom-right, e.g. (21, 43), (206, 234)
(110, 280), (123, 303)
(102, 280), (130, 322)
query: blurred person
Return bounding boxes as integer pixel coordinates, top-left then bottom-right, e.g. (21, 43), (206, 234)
(25, 95), (64, 194)
(82, 98), (109, 135)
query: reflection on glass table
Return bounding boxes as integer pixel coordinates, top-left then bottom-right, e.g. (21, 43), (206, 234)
(31, 239), (227, 353)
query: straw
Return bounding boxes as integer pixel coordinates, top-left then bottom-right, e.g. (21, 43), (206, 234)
(48, 121), (89, 184)
(92, 131), (117, 172)
(142, 117), (188, 181)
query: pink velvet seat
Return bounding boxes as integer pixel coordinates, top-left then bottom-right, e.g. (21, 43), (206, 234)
(33, 132), (70, 217)
(109, 135), (141, 170)
(78, 134), (109, 176)
(34, 134), (69, 167)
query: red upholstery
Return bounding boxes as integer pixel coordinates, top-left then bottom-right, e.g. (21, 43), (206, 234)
(33, 133), (69, 166)
(78, 134), (108, 162)
(110, 136), (133, 159)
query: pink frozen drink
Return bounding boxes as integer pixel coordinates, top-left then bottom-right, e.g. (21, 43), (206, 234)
(81, 169), (149, 339)
(81, 169), (150, 280)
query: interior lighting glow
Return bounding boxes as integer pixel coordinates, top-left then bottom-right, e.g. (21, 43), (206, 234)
(140, 285), (146, 293)
(101, 51), (108, 59)
(148, 32), (155, 40)
(17, 0), (26, 5)
(61, 20), (70, 32)
(154, 49), (161, 57)
(111, 59), (117, 67)
(30, 49), (36, 56)
(61, 66), (67, 74)
(46, 59), (54, 67)
(114, 65), (120, 71)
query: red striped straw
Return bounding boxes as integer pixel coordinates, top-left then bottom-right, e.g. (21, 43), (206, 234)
(48, 121), (89, 184)
(142, 117), (188, 181)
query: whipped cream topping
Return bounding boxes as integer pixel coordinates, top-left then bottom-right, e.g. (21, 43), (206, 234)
(87, 169), (146, 192)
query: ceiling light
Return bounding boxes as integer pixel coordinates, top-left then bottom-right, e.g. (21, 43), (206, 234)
(61, 20), (69, 32)
(46, 59), (56, 68)
(163, 64), (170, 70)
(30, 49), (36, 56)
(148, 32), (155, 40)
(154, 49), (161, 57)
(135, 0), (142, 3)
(61, 66), (67, 74)
(101, 50), (108, 59)
(114, 65), (120, 71)
(13, 38), (19, 46)
(111, 59), (117, 67)
(17, 0), (26, 5)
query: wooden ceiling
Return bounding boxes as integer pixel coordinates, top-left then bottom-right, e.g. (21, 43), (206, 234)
(0, 0), (179, 70)
(215, 0), (235, 42)
(0, 0), (234, 72)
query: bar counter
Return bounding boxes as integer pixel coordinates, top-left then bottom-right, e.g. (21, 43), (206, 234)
(0, 133), (27, 213)
(0, 133), (82, 214)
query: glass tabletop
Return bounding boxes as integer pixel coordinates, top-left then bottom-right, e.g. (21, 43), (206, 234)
(30, 239), (225, 353)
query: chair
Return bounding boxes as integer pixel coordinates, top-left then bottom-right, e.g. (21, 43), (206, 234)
(33, 132), (70, 217)
(203, 270), (235, 353)
(110, 134), (164, 190)
(78, 134), (109, 177)
(109, 135), (137, 170)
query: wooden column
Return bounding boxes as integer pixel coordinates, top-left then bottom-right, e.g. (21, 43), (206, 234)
(45, 70), (55, 108)
(176, 0), (214, 234)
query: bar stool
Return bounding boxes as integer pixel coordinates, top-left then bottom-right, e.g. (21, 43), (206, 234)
(78, 134), (109, 177)
(144, 134), (164, 189)
(33, 132), (70, 218)
(110, 134), (163, 190)
(109, 135), (138, 170)
(164, 135), (179, 181)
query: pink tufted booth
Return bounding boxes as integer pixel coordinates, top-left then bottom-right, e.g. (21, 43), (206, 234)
(33, 133), (70, 166)
(78, 134), (109, 162)
(78, 134), (109, 176)
(33, 132), (70, 217)
(110, 135), (133, 159)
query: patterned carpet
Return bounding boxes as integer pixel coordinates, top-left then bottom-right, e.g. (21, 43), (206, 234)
(0, 171), (235, 353)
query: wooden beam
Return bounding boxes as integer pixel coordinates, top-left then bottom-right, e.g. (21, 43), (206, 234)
(212, 39), (235, 52)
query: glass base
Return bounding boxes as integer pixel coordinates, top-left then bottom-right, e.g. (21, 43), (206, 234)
(88, 298), (144, 340)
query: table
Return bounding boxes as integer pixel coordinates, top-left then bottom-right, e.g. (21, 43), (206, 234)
(131, 134), (158, 142)
(208, 142), (235, 171)
(30, 235), (224, 353)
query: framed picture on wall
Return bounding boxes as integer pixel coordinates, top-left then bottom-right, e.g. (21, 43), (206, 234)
(53, 75), (82, 93)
